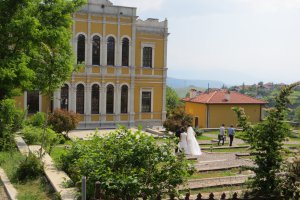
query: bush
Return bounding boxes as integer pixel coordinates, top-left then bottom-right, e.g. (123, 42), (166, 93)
(48, 109), (80, 136)
(0, 99), (24, 151)
(194, 128), (204, 136)
(61, 127), (194, 199)
(26, 112), (46, 127)
(16, 153), (43, 181)
(164, 107), (193, 133)
(22, 125), (64, 153)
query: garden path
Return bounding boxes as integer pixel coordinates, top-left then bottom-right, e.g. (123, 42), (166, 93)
(0, 186), (9, 200)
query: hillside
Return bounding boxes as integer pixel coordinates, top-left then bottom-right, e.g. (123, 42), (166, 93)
(167, 77), (224, 89)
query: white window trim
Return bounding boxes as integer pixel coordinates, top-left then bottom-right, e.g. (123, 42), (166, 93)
(141, 42), (155, 68)
(140, 88), (153, 113)
(120, 36), (131, 67)
(24, 91), (42, 113)
(90, 34), (102, 66)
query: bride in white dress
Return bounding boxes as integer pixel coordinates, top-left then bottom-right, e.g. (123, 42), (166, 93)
(179, 131), (190, 154)
(186, 126), (202, 156)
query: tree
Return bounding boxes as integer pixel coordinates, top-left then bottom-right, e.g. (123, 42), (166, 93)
(164, 107), (193, 133)
(61, 127), (194, 199)
(0, 0), (85, 100)
(232, 82), (300, 197)
(294, 105), (300, 122)
(166, 86), (182, 114)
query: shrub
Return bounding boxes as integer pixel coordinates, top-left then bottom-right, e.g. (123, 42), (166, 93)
(22, 125), (63, 153)
(194, 128), (204, 136)
(0, 99), (24, 151)
(16, 153), (43, 181)
(48, 109), (80, 136)
(164, 106), (193, 133)
(61, 127), (194, 199)
(26, 112), (46, 127)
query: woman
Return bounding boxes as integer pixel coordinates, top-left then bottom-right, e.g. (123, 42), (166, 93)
(186, 126), (202, 156)
(179, 127), (190, 154)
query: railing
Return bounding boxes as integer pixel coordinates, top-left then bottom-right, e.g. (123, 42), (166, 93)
(92, 181), (300, 200)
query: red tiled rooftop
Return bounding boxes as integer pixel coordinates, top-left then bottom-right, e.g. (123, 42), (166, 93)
(183, 90), (266, 104)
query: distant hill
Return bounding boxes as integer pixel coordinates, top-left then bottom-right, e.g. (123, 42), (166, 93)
(167, 77), (224, 89)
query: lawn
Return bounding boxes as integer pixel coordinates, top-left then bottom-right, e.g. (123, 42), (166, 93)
(189, 169), (241, 180)
(203, 148), (250, 153)
(50, 145), (67, 167)
(0, 151), (58, 200)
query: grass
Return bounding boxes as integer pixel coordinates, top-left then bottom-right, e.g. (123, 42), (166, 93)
(50, 145), (67, 167)
(203, 148), (250, 153)
(197, 135), (214, 140)
(0, 151), (58, 200)
(189, 169), (241, 180)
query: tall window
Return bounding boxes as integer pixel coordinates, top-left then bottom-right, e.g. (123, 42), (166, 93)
(61, 84), (69, 110)
(107, 37), (115, 65)
(121, 85), (128, 113)
(91, 84), (100, 114)
(27, 91), (39, 114)
(122, 38), (129, 66)
(92, 36), (101, 65)
(141, 91), (151, 113)
(143, 47), (152, 68)
(77, 34), (85, 64)
(76, 84), (84, 114)
(106, 84), (114, 114)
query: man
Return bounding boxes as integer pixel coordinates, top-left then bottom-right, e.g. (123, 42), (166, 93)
(218, 124), (225, 145)
(175, 128), (181, 153)
(228, 125), (235, 146)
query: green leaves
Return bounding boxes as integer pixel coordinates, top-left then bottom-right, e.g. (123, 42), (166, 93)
(61, 128), (193, 199)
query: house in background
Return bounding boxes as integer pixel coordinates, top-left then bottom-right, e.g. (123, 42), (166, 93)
(183, 90), (266, 128)
(14, 0), (169, 129)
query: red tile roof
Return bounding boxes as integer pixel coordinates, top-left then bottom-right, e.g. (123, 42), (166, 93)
(183, 90), (266, 104)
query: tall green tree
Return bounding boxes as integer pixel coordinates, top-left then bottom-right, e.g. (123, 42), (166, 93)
(166, 86), (182, 114)
(232, 82), (300, 197)
(0, 0), (85, 100)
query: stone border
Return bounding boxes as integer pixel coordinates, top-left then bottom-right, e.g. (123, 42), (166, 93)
(0, 167), (17, 200)
(15, 136), (77, 200)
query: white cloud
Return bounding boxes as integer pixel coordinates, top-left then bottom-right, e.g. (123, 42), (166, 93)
(112, 0), (165, 12)
(237, 0), (300, 12)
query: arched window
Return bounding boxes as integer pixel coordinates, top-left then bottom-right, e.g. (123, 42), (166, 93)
(91, 84), (100, 114)
(77, 34), (85, 64)
(76, 84), (84, 114)
(106, 84), (114, 114)
(121, 85), (128, 113)
(92, 36), (101, 65)
(143, 47), (152, 68)
(61, 84), (69, 110)
(107, 37), (115, 65)
(27, 91), (39, 114)
(122, 38), (129, 66)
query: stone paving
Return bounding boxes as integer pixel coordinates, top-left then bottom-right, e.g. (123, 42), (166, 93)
(0, 186), (9, 200)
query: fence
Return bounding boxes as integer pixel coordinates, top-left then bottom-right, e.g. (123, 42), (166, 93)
(91, 181), (300, 200)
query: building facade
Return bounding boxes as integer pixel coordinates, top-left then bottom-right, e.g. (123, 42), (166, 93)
(183, 90), (266, 128)
(15, 0), (169, 129)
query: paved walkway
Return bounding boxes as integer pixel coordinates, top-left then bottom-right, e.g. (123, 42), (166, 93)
(0, 186), (9, 200)
(0, 167), (17, 200)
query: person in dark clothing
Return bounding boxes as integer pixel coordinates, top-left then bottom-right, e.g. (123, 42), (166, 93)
(228, 125), (235, 146)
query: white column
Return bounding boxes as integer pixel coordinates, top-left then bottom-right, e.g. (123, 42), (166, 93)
(116, 15), (121, 66)
(72, 14), (77, 65)
(115, 83), (121, 121)
(100, 83), (106, 121)
(85, 83), (91, 122)
(53, 89), (61, 110)
(69, 84), (76, 112)
(162, 20), (169, 122)
(87, 14), (92, 66)
(102, 17), (107, 66)
(129, 17), (136, 126)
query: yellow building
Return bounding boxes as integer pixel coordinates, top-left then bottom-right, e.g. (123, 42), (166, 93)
(15, 0), (169, 129)
(183, 90), (266, 128)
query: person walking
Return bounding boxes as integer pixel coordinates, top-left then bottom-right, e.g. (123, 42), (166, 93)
(218, 124), (225, 145)
(175, 128), (181, 153)
(228, 125), (235, 146)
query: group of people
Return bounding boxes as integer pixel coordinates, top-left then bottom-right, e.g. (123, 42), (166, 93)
(174, 124), (236, 156)
(218, 124), (235, 146)
(175, 126), (202, 156)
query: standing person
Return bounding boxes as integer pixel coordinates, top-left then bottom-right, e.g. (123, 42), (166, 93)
(186, 126), (202, 156)
(228, 125), (235, 146)
(175, 129), (181, 153)
(179, 127), (189, 154)
(218, 124), (225, 145)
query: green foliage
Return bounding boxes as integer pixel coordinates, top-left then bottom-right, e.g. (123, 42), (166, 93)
(48, 109), (80, 135)
(16, 153), (43, 182)
(294, 106), (300, 122)
(166, 86), (182, 114)
(22, 125), (63, 153)
(0, 99), (24, 151)
(0, 0), (85, 99)
(26, 112), (46, 127)
(61, 127), (194, 199)
(232, 82), (300, 196)
(164, 107), (193, 133)
(194, 128), (204, 136)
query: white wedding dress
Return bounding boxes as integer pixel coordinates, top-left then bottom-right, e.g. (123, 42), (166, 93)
(179, 132), (190, 154)
(186, 127), (202, 156)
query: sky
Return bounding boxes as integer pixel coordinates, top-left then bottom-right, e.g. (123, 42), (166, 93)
(113, 0), (300, 86)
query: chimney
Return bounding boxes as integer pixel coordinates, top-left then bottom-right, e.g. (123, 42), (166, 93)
(189, 89), (197, 98)
(225, 91), (231, 101)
